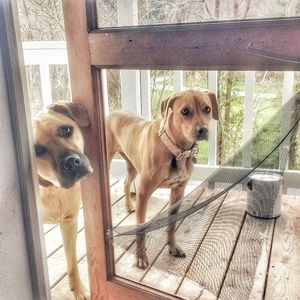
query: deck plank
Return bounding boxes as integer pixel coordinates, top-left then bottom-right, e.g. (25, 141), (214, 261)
(264, 194), (300, 300)
(176, 278), (217, 300)
(113, 183), (200, 261)
(50, 175), (300, 300)
(51, 256), (89, 300)
(114, 188), (172, 266)
(176, 190), (246, 299)
(219, 214), (274, 300)
(141, 189), (225, 295)
(115, 183), (201, 282)
(110, 178), (126, 205)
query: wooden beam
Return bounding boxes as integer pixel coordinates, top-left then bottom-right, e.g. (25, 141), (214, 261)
(63, 1), (177, 299)
(89, 18), (300, 70)
(62, 1), (111, 298)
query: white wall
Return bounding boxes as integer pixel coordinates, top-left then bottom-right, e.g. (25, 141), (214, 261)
(0, 45), (34, 300)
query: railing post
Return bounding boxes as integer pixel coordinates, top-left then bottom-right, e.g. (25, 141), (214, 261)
(140, 70), (151, 119)
(117, 0), (141, 114)
(280, 71), (295, 179)
(39, 64), (53, 108)
(174, 71), (183, 92)
(208, 71), (218, 165)
(243, 71), (255, 168)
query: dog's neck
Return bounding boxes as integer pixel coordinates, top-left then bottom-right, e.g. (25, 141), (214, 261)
(159, 114), (198, 160)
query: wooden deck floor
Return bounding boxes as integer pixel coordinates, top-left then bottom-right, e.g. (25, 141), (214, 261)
(47, 178), (300, 300)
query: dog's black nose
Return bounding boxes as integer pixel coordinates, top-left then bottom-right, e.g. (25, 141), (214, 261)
(62, 154), (81, 171)
(197, 126), (208, 140)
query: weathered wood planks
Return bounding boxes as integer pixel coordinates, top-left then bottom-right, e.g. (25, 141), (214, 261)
(265, 194), (300, 300)
(48, 180), (300, 300)
(219, 215), (274, 300)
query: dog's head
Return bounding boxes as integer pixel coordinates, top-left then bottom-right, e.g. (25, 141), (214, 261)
(161, 90), (219, 144)
(33, 102), (93, 189)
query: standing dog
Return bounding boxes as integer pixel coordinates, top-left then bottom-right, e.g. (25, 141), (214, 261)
(106, 90), (218, 268)
(33, 102), (93, 299)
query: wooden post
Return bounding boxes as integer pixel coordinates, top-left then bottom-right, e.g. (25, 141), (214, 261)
(62, 1), (111, 298)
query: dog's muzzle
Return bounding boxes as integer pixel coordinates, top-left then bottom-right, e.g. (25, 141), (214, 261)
(62, 154), (81, 171)
(58, 151), (93, 188)
(196, 126), (208, 141)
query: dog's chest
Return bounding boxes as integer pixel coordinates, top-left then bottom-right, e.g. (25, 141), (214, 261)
(162, 158), (191, 188)
(39, 184), (81, 224)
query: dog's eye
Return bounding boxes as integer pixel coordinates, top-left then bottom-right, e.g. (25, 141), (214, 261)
(204, 106), (211, 114)
(59, 126), (73, 138)
(35, 144), (47, 156)
(181, 108), (190, 116)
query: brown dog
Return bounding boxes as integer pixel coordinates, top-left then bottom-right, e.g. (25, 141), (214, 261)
(106, 90), (218, 268)
(32, 102), (92, 299)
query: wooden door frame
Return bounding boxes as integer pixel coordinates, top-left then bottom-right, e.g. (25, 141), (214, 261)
(62, 1), (300, 299)
(63, 1), (176, 299)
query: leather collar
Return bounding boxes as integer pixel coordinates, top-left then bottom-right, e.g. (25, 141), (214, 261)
(158, 127), (198, 160)
(38, 176), (53, 188)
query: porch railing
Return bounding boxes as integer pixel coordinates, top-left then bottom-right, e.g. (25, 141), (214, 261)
(22, 41), (300, 189)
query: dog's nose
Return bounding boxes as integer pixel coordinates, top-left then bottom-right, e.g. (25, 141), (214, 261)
(62, 154), (81, 171)
(196, 126), (208, 140)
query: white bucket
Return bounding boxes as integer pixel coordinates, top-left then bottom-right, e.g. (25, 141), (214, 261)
(246, 172), (283, 218)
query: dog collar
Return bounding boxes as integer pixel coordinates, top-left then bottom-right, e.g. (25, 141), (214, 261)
(38, 176), (53, 188)
(158, 128), (199, 160)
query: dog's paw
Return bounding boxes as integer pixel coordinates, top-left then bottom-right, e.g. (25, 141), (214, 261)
(169, 245), (186, 258)
(136, 253), (149, 269)
(126, 203), (135, 213)
(72, 286), (90, 300)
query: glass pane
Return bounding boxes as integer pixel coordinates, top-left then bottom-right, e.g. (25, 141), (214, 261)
(104, 69), (299, 169)
(97, 0), (300, 28)
(106, 69), (299, 298)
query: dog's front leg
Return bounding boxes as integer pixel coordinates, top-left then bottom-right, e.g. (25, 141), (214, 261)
(135, 176), (159, 269)
(168, 185), (186, 257)
(60, 218), (89, 300)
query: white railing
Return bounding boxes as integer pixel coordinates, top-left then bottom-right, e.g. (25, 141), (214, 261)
(22, 41), (300, 189)
(23, 41), (69, 108)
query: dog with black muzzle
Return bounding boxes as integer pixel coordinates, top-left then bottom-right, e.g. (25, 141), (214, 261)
(33, 102), (92, 300)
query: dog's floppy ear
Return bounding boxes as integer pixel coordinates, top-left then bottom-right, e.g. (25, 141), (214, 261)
(206, 92), (219, 120)
(160, 95), (177, 118)
(48, 101), (90, 127)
